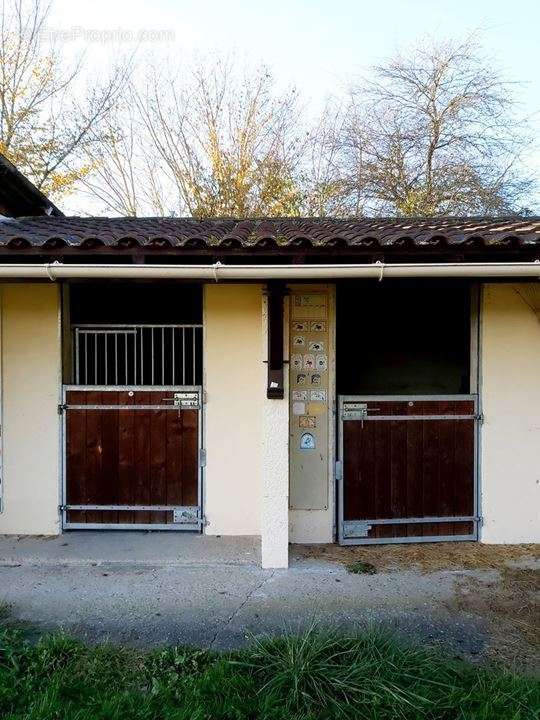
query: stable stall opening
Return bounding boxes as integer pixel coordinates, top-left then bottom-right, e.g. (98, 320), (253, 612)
(337, 280), (472, 397)
(336, 280), (478, 545)
(61, 282), (204, 531)
(67, 282), (203, 386)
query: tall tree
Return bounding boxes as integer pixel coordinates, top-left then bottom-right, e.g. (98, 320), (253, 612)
(339, 37), (534, 216)
(79, 90), (168, 217)
(138, 61), (305, 218)
(80, 60), (306, 217)
(301, 100), (353, 217)
(0, 0), (127, 199)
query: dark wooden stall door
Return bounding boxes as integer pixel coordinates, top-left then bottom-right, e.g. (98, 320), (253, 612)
(65, 390), (199, 526)
(342, 399), (476, 541)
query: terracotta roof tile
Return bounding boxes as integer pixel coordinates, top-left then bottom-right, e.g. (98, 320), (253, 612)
(0, 216), (538, 251)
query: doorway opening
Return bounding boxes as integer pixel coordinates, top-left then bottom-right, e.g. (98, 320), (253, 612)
(336, 280), (479, 544)
(61, 282), (204, 531)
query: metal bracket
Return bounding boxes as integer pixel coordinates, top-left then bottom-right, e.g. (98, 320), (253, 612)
(58, 403), (67, 415)
(343, 521), (372, 538)
(172, 507), (200, 524)
(341, 402), (368, 421)
(335, 460), (343, 481)
(199, 448), (207, 468)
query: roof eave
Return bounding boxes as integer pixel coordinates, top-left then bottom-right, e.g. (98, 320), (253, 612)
(0, 154), (63, 218)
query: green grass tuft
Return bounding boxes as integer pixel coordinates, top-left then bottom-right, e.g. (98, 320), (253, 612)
(345, 560), (377, 575)
(0, 625), (537, 719)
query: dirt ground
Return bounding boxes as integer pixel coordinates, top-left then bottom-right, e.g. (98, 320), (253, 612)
(292, 541), (539, 571)
(293, 543), (540, 672)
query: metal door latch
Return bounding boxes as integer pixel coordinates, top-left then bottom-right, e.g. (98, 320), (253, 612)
(343, 521), (372, 538)
(342, 403), (379, 427)
(172, 507), (199, 524)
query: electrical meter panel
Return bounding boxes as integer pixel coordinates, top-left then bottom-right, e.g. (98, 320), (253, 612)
(288, 289), (330, 510)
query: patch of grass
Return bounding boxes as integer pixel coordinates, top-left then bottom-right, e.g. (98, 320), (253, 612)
(346, 560), (377, 575)
(0, 626), (538, 719)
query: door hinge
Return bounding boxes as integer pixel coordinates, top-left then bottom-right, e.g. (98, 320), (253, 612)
(58, 403), (68, 415)
(199, 448), (207, 468)
(475, 413), (484, 424)
(335, 460), (343, 480)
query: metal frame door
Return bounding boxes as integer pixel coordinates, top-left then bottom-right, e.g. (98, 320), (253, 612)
(61, 385), (204, 531)
(337, 394), (480, 545)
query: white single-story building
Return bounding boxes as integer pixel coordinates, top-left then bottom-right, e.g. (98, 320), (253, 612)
(0, 158), (538, 567)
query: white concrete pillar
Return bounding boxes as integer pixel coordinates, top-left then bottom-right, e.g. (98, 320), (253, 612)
(261, 293), (289, 568)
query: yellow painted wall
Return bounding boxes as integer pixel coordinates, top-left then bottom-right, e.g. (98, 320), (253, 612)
(203, 284), (264, 535)
(0, 284), (62, 535)
(481, 283), (540, 543)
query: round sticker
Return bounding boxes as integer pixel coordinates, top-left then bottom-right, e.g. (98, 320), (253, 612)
(300, 432), (316, 450)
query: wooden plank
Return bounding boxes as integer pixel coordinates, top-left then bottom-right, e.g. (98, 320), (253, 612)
(421, 402), (440, 537)
(84, 391), (103, 523)
(133, 391), (151, 524)
(65, 390), (87, 524)
(404, 403), (424, 537)
(181, 410), (199, 507)
(99, 391), (119, 523)
(454, 417), (475, 535)
(149, 403), (168, 524)
(117, 391), (135, 524)
(437, 400), (455, 536)
(390, 418), (407, 535)
(343, 421), (361, 521)
(373, 402), (392, 538)
(409, 403), (428, 537)
(165, 408), (182, 523)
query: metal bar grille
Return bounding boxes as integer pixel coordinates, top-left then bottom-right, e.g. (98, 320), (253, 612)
(71, 324), (203, 386)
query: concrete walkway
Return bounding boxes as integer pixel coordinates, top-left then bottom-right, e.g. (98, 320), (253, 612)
(0, 532), (260, 567)
(0, 532), (493, 658)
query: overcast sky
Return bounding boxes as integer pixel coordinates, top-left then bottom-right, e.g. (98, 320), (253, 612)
(47, 0), (540, 213)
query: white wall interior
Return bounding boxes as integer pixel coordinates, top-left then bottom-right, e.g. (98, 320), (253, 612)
(480, 283), (540, 544)
(203, 284), (264, 536)
(0, 284), (62, 535)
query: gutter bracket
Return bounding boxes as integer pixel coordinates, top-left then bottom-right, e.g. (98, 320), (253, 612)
(212, 261), (222, 282)
(45, 260), (61, 281)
